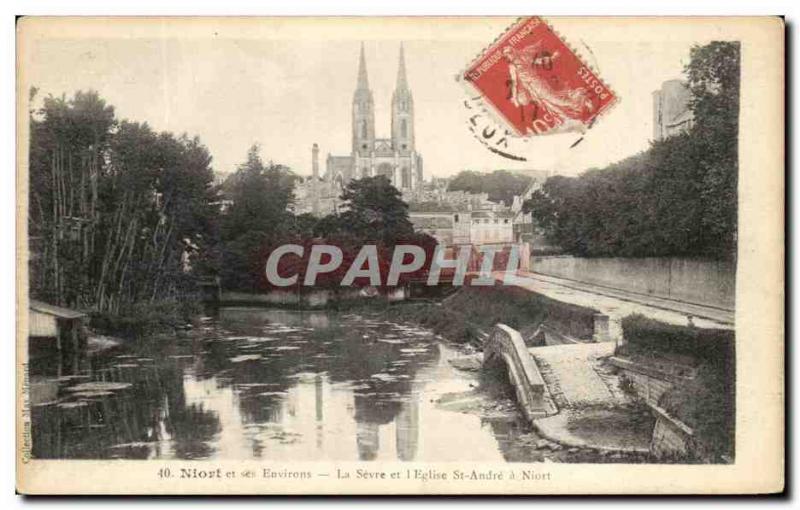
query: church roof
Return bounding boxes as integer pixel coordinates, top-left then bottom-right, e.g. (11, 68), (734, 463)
(328, 155), (353, 165)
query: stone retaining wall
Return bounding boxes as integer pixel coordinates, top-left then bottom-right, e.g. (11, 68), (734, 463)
(483, 323), (548, 421)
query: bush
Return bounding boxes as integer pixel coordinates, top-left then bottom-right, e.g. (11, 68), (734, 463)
(620, 314), (734, 360)
(90, 298), (203, 339)
(381, 285), (597, 345)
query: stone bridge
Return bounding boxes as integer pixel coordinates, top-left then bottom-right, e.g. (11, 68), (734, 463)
(483, 323), (549, 421)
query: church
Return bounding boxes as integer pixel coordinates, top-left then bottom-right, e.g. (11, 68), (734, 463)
(326, 42), (423, 191)
(296, 43), (424, 217)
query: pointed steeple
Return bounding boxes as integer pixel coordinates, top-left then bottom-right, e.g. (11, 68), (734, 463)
(356, 42), (370, 91)
(395, 43), (408, 91)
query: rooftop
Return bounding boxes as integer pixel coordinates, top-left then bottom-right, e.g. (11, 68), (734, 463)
(29, 300), (87, 319)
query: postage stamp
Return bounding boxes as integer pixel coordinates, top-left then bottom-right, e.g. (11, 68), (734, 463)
(461, 17), (618, 136)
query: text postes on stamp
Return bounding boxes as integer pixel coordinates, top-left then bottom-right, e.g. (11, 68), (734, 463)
(462, 17), (617, 137)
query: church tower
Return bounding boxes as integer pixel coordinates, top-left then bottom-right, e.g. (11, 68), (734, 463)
(391, 43), (414, 154)
(352, 43), (375, 156)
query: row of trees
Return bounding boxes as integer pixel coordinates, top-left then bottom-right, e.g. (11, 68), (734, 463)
(447, 169), (532, 206)
(524, 42), (740, 259)
(29, 91), (218, 312)
(29, 86), (433, 312)
(218, 147), (434, 292)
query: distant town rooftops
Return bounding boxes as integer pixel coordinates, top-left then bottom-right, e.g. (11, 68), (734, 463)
(408, 202), (464, 213)
(470, 210), (514, 219)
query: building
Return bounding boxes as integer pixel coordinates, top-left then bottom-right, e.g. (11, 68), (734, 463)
(296, 43), (424, 216)
(409, 210), (471, 245)
(653, 79), (694, 141)
(469, 210), (515, 245)
(28, 300), (87, 360)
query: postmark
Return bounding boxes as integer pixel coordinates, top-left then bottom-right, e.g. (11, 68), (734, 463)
(461, 17), (618, 137)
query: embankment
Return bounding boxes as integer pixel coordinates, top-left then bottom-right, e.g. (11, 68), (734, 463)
(383, 285), (599, 345)
(613, 314), (736, 462)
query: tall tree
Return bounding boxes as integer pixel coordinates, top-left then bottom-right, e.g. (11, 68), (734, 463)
(28, 90), (219, 311)
(218, 144), (299, 291)
(686, 41), (740, 256)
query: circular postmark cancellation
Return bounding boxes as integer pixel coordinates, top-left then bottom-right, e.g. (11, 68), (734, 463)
(458, 17), (619, 159)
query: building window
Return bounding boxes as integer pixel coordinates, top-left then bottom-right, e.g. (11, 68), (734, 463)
(360, 120), (367, 139)
(454, 214), (459, 222)
(401, 119), (407, 138)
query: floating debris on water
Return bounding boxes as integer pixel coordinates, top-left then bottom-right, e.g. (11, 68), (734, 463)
(70, 390), (114, 399)
(230, 354), (262, 363)
(66, 382), (132, 393)
(256, 391), (288, 397)
(57, 401), (89, 409)
(370, 373), (399, 382)
(377, 338), (406, 344)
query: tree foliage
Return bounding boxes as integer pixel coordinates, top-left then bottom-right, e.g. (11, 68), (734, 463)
(447, 169), (532, 206)
(29, 90), (219, 312)
(217, 145), (302, 291)
(525, 42), (740, 259)
(316, 175), (415, 245)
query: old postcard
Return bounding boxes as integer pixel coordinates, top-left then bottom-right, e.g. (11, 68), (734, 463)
(16, 16), (784, 495)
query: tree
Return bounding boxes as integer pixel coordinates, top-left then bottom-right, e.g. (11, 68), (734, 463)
(448, 169), (532, 205)
(686, 41), (740, 257)
(218, 144), (300, 291)
(28, 90), (219, 311)
(220, 144), (297, 241)
(524, 41), (740, 260)
(319, 175), (415, 245)
(29, 91), (116, 306)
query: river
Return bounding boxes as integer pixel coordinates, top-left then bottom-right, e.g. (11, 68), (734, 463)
(29, 307), (629, 463)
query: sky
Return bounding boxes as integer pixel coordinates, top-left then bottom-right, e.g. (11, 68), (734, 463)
(20, 18), (703, 179)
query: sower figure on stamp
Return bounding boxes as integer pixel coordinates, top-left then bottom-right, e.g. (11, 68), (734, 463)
(503, 44), (594, 133)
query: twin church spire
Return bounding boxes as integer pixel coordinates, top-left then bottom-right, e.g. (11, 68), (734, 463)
(352, 43), (414, 157)
(356, 43), (370, 91)
(355, 42), (407, 91)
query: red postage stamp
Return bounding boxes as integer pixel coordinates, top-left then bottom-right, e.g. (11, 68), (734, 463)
(462, 17), (617, 137)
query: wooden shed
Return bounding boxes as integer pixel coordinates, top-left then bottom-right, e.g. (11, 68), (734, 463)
(29, 300), (88, 357)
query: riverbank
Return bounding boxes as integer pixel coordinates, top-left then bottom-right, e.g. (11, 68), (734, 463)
(89, 297), (205, 340)
(373, 286), (734, 463)
(380, 285), (597, 346)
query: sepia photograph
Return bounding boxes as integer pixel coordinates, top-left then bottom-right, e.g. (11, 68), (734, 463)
(15, 15), (784, 495)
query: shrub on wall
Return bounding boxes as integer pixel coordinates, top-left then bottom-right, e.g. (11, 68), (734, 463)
(620, 314), (733, 360)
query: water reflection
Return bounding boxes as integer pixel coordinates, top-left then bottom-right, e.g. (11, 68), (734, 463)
(30, 308), (541, 462)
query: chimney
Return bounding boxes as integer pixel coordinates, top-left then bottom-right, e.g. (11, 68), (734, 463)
(312, 143), (320, 214)
(312, 143), (320, 180)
